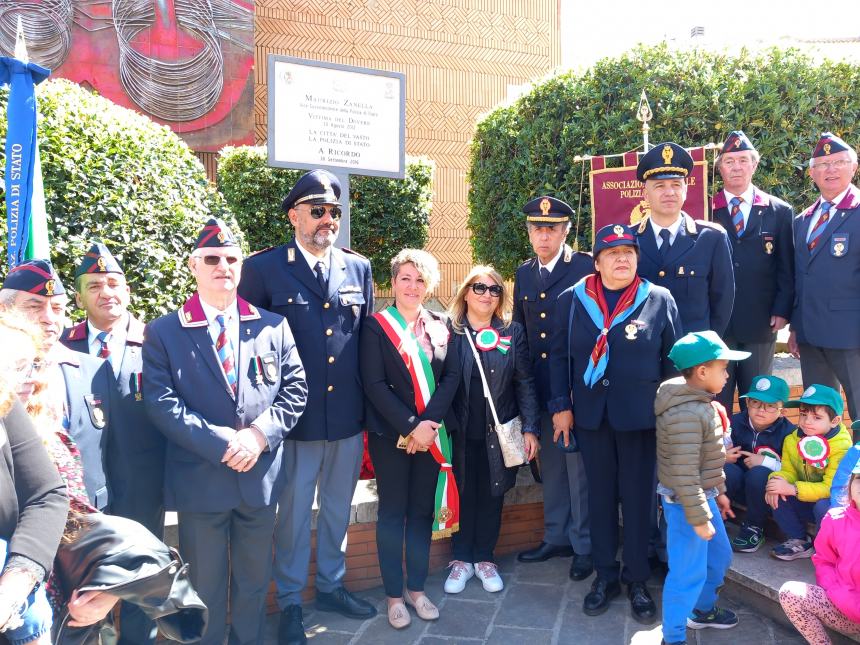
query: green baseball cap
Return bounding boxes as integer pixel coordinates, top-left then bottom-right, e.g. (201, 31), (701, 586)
(784, 384), (844, 417)
(740, 375), (790, 404)
(668, 331), (751, 371)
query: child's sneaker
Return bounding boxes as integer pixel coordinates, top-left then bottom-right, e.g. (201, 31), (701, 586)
(474, 561), (504, 592)
(771, 538), (814, 561)
(444, 561), (474, 593)
(686, 607), (739, 630)
(731, 523), (764, 553)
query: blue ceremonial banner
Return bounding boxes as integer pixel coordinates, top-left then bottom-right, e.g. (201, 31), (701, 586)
(0, 56), (50, 268)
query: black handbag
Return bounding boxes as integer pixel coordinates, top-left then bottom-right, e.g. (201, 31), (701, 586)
(53, 513), (207, 645)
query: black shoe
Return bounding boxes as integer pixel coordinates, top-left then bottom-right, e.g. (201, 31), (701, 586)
(582, 578), (621, 616)
(627, 581), (657, 624)
(278, 605), (307, 645)
(517, 541), (575, 563)
(315, 587), (378, 619)
(569, 553), (594, 581)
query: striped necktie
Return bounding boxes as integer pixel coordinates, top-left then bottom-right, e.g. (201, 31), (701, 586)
(215, 314), (238, 395)
(729, 196), (744, 236)
(807, 201), (833, 251)
(96, 331), (111, 363)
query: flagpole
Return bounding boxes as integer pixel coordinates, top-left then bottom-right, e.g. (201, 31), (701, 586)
(636, 90), (653, 153)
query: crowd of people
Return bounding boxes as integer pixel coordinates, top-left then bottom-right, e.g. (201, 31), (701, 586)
(0, 128), (858, 645)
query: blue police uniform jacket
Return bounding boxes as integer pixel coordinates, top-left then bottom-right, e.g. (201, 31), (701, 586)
(633, 213), (735, 336)
(55, 344), (114, 511)
(237, 239), (373, 441)
(142, 293), (307, 513)
(792, 184), (860, 349)
(513, 245), (593, 411)
(62, 315), (166, 534)
(728, 411), (795, 460)
(712, 187), (795, 343)
(547, 278), (681, 432)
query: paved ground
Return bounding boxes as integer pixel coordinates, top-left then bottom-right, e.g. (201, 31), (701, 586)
(260, 553), (805, 645)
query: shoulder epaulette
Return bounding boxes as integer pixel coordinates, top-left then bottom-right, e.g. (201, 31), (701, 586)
(341, 247), (368, 260)
(248, 245), (277, 258)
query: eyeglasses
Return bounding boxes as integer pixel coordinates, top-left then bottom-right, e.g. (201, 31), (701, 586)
(747, 399), (781, 413)
(812, 159), (854, 171)
(202, 255), (241, 266)
(15, 360), (44, 384)
(308, 205), (342, 220)
(470, 282), (502, 297)
(720, 158), (753, 168)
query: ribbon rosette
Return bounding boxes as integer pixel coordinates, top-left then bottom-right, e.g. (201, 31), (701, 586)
(474, 327), (512, 354)
(797, 435), (831, 469)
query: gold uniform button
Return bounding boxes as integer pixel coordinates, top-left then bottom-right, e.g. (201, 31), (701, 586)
(323, 302), (330, 309)
(541, 352), (547, 359)
(328, 356), (335, 364)
(540, 312), (546, 319)
(658, 270), (666, 278)
(327, 385), (334, 392)
(540, 292), (546, 299)
(326, 328), (333, 336)
(540, 332), (546, 339)
(287, 298), (293, 303)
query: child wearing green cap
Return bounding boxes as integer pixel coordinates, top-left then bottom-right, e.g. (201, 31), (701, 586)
(766, 384), (853, 561)
(656, 331), (750, 643)
(724, 375), (795, 553)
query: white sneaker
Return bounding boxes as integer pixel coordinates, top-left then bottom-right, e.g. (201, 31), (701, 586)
(475, 561), (504, 592)
(444, 560), (474, 593)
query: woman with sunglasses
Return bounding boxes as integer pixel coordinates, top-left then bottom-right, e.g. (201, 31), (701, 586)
(444, 266), (539, 595)
(359, 249), (460, 630)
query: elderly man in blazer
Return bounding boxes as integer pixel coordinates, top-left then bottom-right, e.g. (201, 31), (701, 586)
(143, 219), (307, 645)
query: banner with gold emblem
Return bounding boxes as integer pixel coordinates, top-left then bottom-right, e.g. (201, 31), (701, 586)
(589, 148), (710, 245)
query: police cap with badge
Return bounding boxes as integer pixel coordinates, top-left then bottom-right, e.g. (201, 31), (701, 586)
(76, 242), (124, 277)
(637, 142), (694, 182)
(523, 196), (574, 225)
(194, 218), (239, 250)
(592, 223), (639, 257)
(282, 169), (342, 212)
(812, 132), (852, 159)
(2, 258), (66, 296)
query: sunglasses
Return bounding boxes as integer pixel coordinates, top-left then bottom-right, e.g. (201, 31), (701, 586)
(202, 255), (241, 266)
(308, 205), (342, 220)
(470, 282), (502, 297)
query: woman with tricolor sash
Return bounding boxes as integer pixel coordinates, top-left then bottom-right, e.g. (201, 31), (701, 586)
(548, 224), (681, 622)
(359, 249), (460, 630)
(445, 266), (539, 596)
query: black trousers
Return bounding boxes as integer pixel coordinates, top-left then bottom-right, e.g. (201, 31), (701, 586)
(577, 423), (656, 584)
(368, 431), (439, 597)
(452, 439), (505, 563)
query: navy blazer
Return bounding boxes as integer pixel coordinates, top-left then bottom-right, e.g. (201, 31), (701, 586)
(238, 240), (374, 441)
(711, 187), (795, 343)
(792, 184), (860, 349)
(548, 279), (681, 432)
(143, 294), (307, 513)
(55, 345), (114, 511)
(513, 245), (593, 409)
(360, 309), (460, 439)
(633, 214), (735, 336)
(62, 314), (166, 534)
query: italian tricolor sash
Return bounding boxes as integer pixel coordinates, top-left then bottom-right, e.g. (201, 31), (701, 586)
(373, 306), (460, 538)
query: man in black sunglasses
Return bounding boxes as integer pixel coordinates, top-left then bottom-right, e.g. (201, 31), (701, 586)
(238, 169), (377, 644)
(513, 196), (595, 582)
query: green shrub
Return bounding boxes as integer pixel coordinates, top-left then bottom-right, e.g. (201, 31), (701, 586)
(0, 79), (240, 321)
(469, 44), (860, 278)
(218, 146), (432, 285)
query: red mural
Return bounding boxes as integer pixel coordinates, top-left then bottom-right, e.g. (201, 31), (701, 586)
(0, 0), (255, 152)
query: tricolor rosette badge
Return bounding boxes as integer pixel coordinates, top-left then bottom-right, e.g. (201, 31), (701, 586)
(797, 435), (831, 469)
(754, 445), (780, 462)
(474, 327), (512, 354)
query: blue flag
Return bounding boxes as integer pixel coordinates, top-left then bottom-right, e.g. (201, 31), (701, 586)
(0, 56), (50, 268)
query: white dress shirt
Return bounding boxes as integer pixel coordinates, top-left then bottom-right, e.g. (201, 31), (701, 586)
(295, 239), (332, 278)
(806, 186), (850, 242)
(723, 185), (755, 231)
(199, 298), (240, 364)
(650, 216), (684, 249)
(539, 244), (565, 274)
(87, 316), (127, 377)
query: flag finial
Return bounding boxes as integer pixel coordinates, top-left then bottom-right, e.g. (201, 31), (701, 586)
(14, 16), (29, 63)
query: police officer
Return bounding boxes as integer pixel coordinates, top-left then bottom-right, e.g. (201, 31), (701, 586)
(632, 142), (735, 336)
(788, 132), (860, 436)
(513, 196), (594, 581)
(238, 170), (377, 644)
(711, 131), (795, 411)
(548, 225), (681, 622)
(62, 243), (166, 645)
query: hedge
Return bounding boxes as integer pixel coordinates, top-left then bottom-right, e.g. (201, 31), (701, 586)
(468, 44), (860, 278)
(0, 79), (241, 321)
(217, 146), (432, 286)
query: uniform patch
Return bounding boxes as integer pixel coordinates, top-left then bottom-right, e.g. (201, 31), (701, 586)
(831, 234), (849, 257)
(761, 233), (775, 255)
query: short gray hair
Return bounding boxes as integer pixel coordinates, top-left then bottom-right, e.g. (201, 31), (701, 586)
(0, 289), (20, 308)
(390, 249), (440, 294)
(527, 221), (572, 234)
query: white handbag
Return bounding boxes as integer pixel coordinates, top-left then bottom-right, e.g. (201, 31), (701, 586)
(464, 329), (527, 468)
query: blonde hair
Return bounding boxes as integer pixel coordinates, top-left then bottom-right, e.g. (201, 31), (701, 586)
(0, 311), (43, 417)
(390, 248), (441, 295)
(448, 265), (510, 334)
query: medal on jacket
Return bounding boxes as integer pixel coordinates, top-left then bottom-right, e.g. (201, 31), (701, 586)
(252, 356), (264, 385)
(131, 372), (143, 401)
(474, 327), (511, 354)
(797, 435), (830, 469)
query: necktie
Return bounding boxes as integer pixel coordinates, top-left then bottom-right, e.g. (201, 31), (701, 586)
(659, 229), (672, 265)
(96, 331), (111, 363)
(539, 266), (550, 286)
(807, 201), (833, 251)
(730, 196), (745, 236)
(315, 260), (328, 293)
(215, 314), (238, 396)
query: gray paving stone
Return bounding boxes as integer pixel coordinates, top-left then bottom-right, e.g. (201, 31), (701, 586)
(304, 607), (369, 635)
(418, 637), (484, 644)
(352, 614), (427, 644)
(496, 582), (565, 629)
(305, 631), (355, 643)
(426, 597), (496, 638)
(486, 625), (554, 644)
(694, 611), (770, 644)
(513, 556), (572, 585)
(559, 598), (629, 645)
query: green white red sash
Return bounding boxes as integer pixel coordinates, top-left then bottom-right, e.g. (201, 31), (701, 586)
(372, 306), (460, 538)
